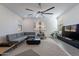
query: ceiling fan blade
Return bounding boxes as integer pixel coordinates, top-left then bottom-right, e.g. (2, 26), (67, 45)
(28, 14), (33, 15)
(42, 7), (55, 13)
(42, 13), (53, 15)
(26, 8), (34, 11)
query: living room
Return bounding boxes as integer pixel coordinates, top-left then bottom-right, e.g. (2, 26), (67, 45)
(0, 3), (79, 56)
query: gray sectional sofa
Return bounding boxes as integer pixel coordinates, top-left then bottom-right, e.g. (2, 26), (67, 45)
(0, 32), (40, 55)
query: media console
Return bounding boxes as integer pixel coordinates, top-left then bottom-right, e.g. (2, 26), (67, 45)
(57, 24), (79, 49)
(57, 35), (79, 49)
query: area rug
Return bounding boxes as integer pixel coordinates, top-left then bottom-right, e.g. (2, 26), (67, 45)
(16, 49), (40, 56)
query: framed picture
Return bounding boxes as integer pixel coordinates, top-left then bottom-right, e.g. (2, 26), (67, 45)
(18, 24), (22, 31)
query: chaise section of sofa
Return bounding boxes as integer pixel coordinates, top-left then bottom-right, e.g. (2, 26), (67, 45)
(0, 36), (17, 56)
(0, 32), (27, 56)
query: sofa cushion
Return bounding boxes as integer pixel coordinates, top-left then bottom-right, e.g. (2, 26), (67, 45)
(0, 36), (8, 44)
(7, 34), (17, 41)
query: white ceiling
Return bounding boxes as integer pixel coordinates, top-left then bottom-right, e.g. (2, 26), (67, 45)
(1, 3), (77, 18)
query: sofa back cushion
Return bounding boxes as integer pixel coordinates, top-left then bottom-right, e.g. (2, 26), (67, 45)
(6, 34), (16, 42)
(24, 32), (35, 36)
(16, 33), (24, 38)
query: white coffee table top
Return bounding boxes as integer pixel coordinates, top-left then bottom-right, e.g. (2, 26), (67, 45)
(35, 38), (40, 40)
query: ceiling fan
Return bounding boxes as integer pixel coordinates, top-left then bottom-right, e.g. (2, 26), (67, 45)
(25, 3), (55, 17)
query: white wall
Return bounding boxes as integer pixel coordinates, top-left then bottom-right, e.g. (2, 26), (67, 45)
(0, 5), (22, 36)
(58, 4), (79, 26)
(22, 17), (35, 32)
(22, 16), (58, 36)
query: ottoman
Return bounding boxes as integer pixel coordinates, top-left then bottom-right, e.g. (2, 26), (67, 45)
(26, 36), (40, 45)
